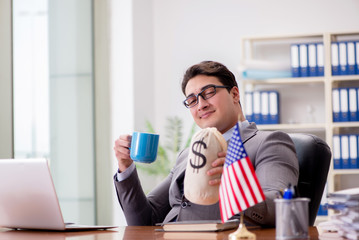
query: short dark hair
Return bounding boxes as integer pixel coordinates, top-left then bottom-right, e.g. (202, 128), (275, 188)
(181, 61), (238, 95)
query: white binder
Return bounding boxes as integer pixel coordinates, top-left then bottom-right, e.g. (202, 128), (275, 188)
(331, 42), (340, 75)
(339, 42), (348, 75)
(253, 91), (261, 124)
(347, 41), (356, 75)
(291, 44), (300, 77)
(269, 91), (279, 124)
(260, 91), (269, 124)
(317, 43), (324, 76)
(349, 88), (358, 121)
(341, 135), (350, 169)
(333, 135), (341, 169)
(299, 44), (308, 76)
(308, 43), (317, 76)
(332, 88), (340, 122)
(349, 135), (358, 169)
(245, 92), (253, 122)
(340, 88), (349, 122)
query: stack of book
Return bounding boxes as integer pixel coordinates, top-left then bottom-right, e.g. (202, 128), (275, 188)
(318, 188), (359, 240)
(159, 220), (240, 232)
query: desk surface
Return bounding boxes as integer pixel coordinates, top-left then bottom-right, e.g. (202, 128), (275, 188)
(0, 226), (319, 240)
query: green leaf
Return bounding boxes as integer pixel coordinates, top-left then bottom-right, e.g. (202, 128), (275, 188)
(185, 121), (198, 148)
(145, 120), (155, 133)
(164, 116), (183, 154)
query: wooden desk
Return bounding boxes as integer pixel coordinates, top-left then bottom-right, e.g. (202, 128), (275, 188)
(0, 226), (319, 240)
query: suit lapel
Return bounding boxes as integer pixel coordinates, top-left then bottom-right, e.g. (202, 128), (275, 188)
(240, 122), (258, 144)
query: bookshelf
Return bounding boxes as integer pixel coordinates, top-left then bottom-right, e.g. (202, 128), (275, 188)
(239, 31), (359, 218)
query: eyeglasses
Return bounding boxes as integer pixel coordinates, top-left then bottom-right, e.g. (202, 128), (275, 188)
(183, 85), (231, 108)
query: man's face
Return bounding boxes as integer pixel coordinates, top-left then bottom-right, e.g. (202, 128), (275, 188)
(184, 75), (240, 133)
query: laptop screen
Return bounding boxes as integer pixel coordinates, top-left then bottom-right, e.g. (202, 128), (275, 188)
(0, 158), (66, 230)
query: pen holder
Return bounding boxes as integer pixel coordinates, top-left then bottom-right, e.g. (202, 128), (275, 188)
(274, 198), (310, 240)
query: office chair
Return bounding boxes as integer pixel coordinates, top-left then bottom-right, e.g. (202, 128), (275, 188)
(288, 133), (332, 226)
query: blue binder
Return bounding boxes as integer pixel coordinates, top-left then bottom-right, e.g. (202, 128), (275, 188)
(332, 88), (340, 122)
(340, 88), (349, 122)
(341, 135), (350, 169)
(291, 44), (300, 77)
(348, 88), (358, 121)
(269, 91), (279, 124)
(347, 41), (356, 75)
(349, 135), (358, 169)
(356, 41), (359, 75)
(317, 43), (325, 76)
(260, 91), (269, 124)
(333, 135), (342, 169)
(308, 43), (317, 76)
(245, 92), (253, 123)
(331, 42), (340, 76)
(317, 204), (328, 216)
(253, 91), (261, 124)
(299, 44), (309, 77)
(339, 42), (348, 75)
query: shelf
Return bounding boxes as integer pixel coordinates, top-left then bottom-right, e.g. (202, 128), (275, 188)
(241, 32), (324, 42)
(331, 75), (359, 81)
(241, 31), (359, 42)
(256, 123), (326, 131)
(241, 31), (359, 210)
(332, 122), (359, 128)
(331, 169), (359, 176)
(243, 77), (325, 85)
(243, 75), (359, 85)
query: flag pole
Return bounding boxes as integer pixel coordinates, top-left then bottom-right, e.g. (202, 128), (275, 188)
(228, 213), (256, 240)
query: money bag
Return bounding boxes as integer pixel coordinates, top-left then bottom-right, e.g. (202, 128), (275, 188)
(183, 127), (227, 205)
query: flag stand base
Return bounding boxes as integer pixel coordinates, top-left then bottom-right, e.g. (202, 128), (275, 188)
(228, 214), (256, 240)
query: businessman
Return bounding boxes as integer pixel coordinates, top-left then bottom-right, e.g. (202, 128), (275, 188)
(113, 61), (299, 227)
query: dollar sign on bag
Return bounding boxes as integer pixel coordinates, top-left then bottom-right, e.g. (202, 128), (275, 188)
(190, 137), (207, 173)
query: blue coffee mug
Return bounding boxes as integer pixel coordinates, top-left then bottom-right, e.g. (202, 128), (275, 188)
(130, 132), (159, 163)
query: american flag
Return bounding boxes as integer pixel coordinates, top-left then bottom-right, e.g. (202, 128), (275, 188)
(219, 123), (265, 222)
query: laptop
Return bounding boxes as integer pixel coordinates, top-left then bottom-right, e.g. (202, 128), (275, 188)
(0, 158), (117, 231)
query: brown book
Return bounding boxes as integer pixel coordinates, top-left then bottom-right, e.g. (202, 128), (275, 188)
(161, 231), (228, 240)
(161, 220), (240, 232)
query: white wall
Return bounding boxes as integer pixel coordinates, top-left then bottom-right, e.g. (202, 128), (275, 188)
(148, 0), (359, 136)
(133, 0), (154, 132)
